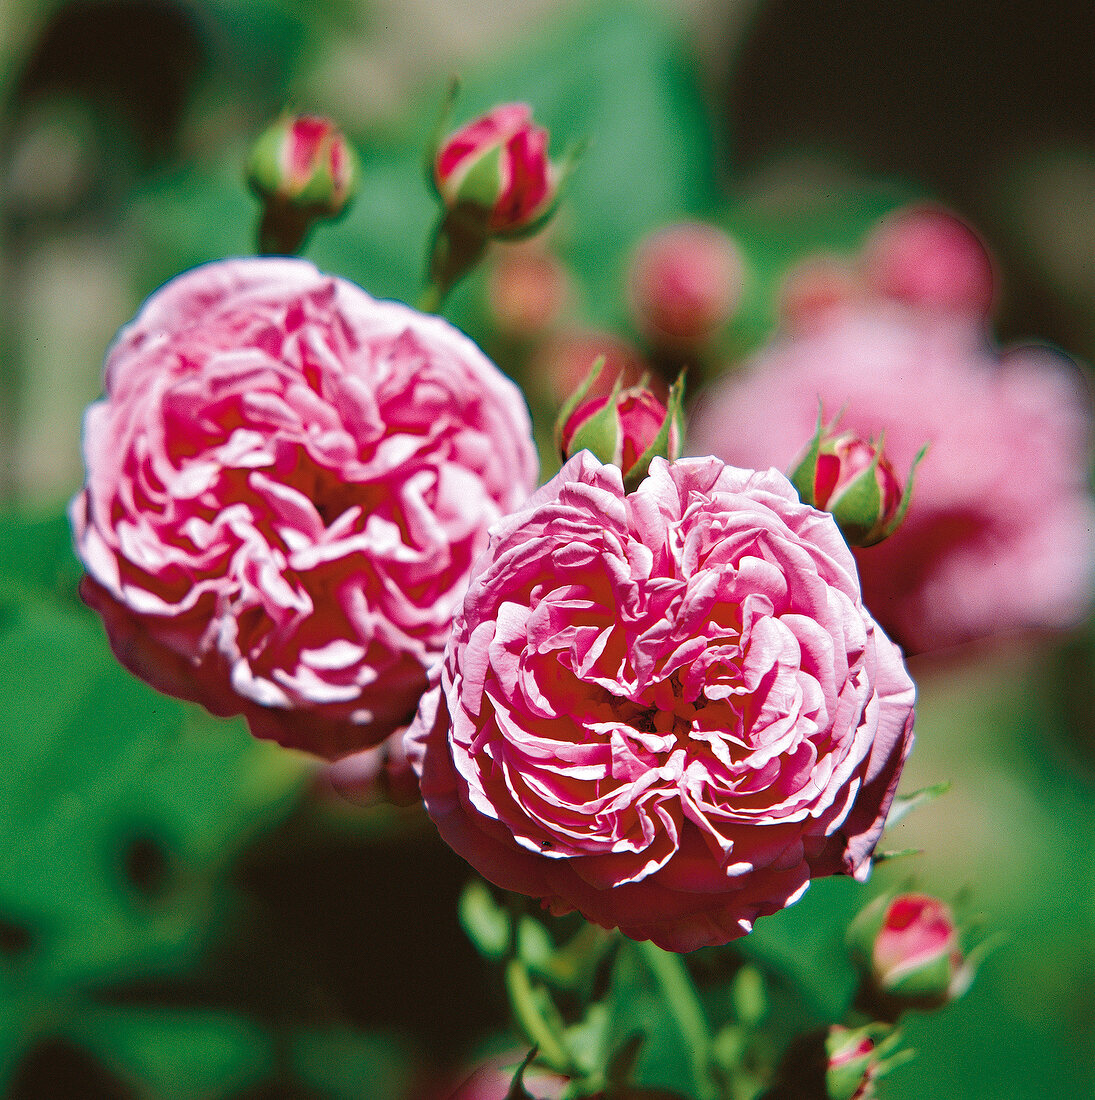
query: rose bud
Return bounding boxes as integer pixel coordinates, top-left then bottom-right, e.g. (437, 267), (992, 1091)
(789, 416), (926, 548)
(824, 1024), (902, 1100)
(555, 357), (684, 491)
(627, 221), (744, 350)
(433, 103), (560, 239)
(850, 893), (973, 1015)
(862, 204), (996, 319)
(246, 113), (359, 254)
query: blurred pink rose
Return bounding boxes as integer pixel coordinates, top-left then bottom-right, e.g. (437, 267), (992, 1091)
(408, 453), (915, 952)
(690, 307), (1095, 653)
(71, 257), (538, 759)
(861, 204), (996, 320)
(627, 221), (744, 349)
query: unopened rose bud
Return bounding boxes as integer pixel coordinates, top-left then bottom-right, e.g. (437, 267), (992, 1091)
(825, 1024), (894, 1100)
(790, 415), (926, 548)
(862, 204), (996, 319)
(434, 103), (560, 239)
(850, 893), (974, 1015)
(627, 221), (744, 349)
(247, 113), (359, 254)
(761, 1023), (904, 1100)
(555, 358), (684, 491)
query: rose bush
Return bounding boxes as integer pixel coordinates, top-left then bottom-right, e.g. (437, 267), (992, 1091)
(690, 306), (1095, 653)
(71, 257), (538, 759)
(408, 453), (915, 952)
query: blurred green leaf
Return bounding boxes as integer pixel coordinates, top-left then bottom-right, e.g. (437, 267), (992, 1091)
(459, 878), (513, 961)
(602, 939), (716, 1099)
(291, 1026), (412, 1100)
(69, 1006), (272, 1099)
(0, 509), (307, 1088)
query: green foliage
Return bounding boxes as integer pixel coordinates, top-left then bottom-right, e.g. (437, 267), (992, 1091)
(0, 507), (306, 1093)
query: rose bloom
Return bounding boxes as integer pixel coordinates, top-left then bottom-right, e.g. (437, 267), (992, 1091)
(690, 306), (1095, 653)
(71, 257), (538, 759)
(408, 453), (915, 952)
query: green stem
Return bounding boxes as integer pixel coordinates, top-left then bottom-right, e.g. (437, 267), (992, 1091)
(416, 281), (443, 313)
(505, 958), (573, 1073)
(637, 939), (719, 1100)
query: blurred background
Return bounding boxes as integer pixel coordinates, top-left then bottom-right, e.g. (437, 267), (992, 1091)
(0, 0), (1091, 1096)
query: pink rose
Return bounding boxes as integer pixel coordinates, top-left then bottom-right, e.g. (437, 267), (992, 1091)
(408, 453), (915, 952)
(71, 257), (538, 759)
(690, 306), (1095, 653)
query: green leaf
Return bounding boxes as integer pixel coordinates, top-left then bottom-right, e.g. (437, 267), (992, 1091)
(291, 1027), (412, 1100)
(0, 514), (307, 1082)
(459, 878), (513, 960)
(68, 1007), (272, 1099)
(885, 781), (951, 830)
(601, 939), (717, 1100)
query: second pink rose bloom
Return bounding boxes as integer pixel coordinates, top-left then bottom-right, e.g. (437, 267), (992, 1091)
(71, 257), (538, 760)
(408, 453), (915, 951)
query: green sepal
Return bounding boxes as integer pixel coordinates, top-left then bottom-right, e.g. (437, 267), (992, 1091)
(451, 143), (507, 218)
(875, 441), (930, 544)
(622, 370), (685, 493)
(789, 404), (826, 506)
(828, 442), (885, 546)
(566, 372), (623, 466)
(554, 355), (607, 453)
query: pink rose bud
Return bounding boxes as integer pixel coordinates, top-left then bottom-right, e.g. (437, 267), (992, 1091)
(247, 113), (359, 254)
(862, 204), (996, 319)
(627, 221), (744, 349)
(434, 103), (559, 238)
(850, 893), (972, 1013)
(825, 1024), (902, 1100)
(555, 357), (684, 491)
(790, 416), (926, 548)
